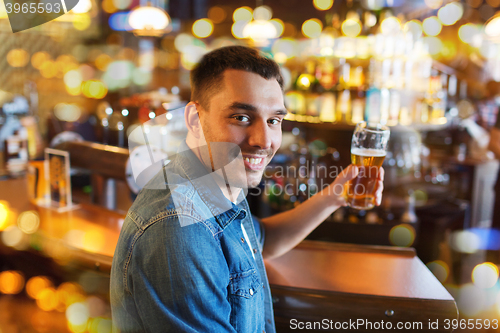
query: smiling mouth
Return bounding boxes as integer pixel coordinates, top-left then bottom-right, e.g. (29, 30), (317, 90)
(242, 155), (266, 171)
(244, 157), (262, 165)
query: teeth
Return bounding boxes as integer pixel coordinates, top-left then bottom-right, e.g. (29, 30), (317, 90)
(244, 157), (262, 165)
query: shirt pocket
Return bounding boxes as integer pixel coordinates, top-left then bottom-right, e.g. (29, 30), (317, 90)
(228, 268), (265, 332)
(229, 268), (262, 298)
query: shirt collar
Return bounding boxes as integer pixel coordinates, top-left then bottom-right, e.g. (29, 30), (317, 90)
(175, 141), (247, 229)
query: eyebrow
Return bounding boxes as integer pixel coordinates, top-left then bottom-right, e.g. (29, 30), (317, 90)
(228, 102), (288, 116)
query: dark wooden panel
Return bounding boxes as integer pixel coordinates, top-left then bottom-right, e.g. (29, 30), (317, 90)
(55, 141), (129, 180)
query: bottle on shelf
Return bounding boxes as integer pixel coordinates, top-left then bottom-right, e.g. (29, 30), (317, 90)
(336, 59), (352, 123)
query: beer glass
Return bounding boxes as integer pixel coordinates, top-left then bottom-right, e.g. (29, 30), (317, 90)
(344, 121), (390, 210)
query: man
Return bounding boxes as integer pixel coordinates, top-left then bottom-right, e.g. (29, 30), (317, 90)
(110, 46), (384, 332)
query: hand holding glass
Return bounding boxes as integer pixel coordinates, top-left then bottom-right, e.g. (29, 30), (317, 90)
(344, 122), (390, 210)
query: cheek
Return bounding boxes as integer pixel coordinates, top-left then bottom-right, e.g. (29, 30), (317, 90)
(271, 130), (282, 151)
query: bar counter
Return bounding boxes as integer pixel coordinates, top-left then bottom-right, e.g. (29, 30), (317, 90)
(0, 177), (458, 332)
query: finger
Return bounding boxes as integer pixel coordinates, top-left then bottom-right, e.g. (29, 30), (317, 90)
(378, 167), (385, 181)
(334, 165), (359, 186)
(375, 180), (384, 206)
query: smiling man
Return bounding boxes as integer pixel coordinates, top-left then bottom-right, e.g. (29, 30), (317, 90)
(110, 46), (384, 333)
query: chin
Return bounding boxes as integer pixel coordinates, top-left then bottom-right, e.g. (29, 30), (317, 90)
(246, 171), (264, 189)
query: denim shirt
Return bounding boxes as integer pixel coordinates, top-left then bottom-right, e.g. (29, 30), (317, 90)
(110, 143), (276, 333)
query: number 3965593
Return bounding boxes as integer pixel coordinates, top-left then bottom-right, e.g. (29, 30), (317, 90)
(5, 2), (61, 14)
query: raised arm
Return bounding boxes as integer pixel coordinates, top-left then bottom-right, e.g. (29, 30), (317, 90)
(261, 165), (384, 259)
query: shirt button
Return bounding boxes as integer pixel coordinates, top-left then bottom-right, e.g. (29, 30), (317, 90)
(253, 248), (257, 254)
(249, 289), (253, 296)
(267, 319), (271, 324)
(241, 237), (245, 243)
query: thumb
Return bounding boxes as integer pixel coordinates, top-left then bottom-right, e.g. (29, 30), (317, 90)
(334, 165), (359, 186)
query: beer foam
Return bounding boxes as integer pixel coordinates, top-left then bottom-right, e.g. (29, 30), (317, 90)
(351, 148), (386, 157)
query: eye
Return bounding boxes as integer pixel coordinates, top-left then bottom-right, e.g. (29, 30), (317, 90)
(268, 118), (282, 125)
(233, 115), (250, 122)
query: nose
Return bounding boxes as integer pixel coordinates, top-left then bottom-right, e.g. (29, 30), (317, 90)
(248, 119), (272, 150)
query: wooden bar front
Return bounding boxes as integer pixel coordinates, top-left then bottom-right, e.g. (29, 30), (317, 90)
(265, 241), (458, 332)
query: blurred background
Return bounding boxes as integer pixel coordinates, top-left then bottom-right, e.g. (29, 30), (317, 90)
(1, 0), (500, 331)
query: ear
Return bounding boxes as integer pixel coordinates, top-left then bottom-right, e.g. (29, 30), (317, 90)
(185, 102), (204, 140)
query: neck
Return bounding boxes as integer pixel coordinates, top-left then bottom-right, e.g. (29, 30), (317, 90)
(186, 138), (243, 203)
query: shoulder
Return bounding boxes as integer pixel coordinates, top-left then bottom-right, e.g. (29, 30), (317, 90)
(128, 158), (216, 232)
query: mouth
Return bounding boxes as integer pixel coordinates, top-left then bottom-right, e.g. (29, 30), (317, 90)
(242, 155), (266, 171)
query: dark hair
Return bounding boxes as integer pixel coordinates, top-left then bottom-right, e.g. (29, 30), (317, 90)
(190, 45), (284, 109)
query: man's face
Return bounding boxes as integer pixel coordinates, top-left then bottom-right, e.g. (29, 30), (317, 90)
(197, 69), (286, 189)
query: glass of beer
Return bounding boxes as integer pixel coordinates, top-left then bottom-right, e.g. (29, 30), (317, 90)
(344, 121), (390, 210)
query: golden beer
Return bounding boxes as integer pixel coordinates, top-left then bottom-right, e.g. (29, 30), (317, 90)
(344, 148), (386, 210)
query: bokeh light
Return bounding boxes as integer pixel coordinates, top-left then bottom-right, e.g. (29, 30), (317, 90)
(17, 210), (40, 234)
(423, 16), (442, 36)
(427, 260), (449, 283)
(272, 38), (299, 58)
(66, 302), (90, 326)
(57, 282), (85, 306)
(485, 15), (500, 38)
(102, 0), (117, 13)
(192, 18), (214, 38)
(424, 0), (443, 8)
(438, 2), (464, 26)
(95, 54), (113, 71)
(297, 74), (314, 89)
(450, 230), (481, 253)
(459, 23), (481, 43)
(73, 13), (92, 30)
(40, 60), (58, 78)
(342, 19), (362, 37)
(313, 0), (333, 10)
(472, 263), (499, 289)
(174, 33), (195, 52)
(0, 271), (25, 294)
(82, 230), (105, 253)
(457, 283), (486, 316)
(424, 36), (444, 55)
(31, 52), (51, 69)
(253, 5), (272, 20)
(404, 20), (423, 39)
(54, 103), (82, 122)
(82, 80), (108, 99)
(270, 18), (284, 37)
(27, 276), (53, 299)
(36, 287), (59, 311)
(88, 317), (113, 333)
(389, 224), (416, 247)
(233, 6), (252, 22)
(208, 6), (226, 24)
(1, 225), (25, 248)
(0, 201), (9, 231)
(64, 70), (83, 89)
(380, 17), (401, 34)
(302, 18), (323, 38)
(112, 0), (132, 10)
(7, 49), (29, 67)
